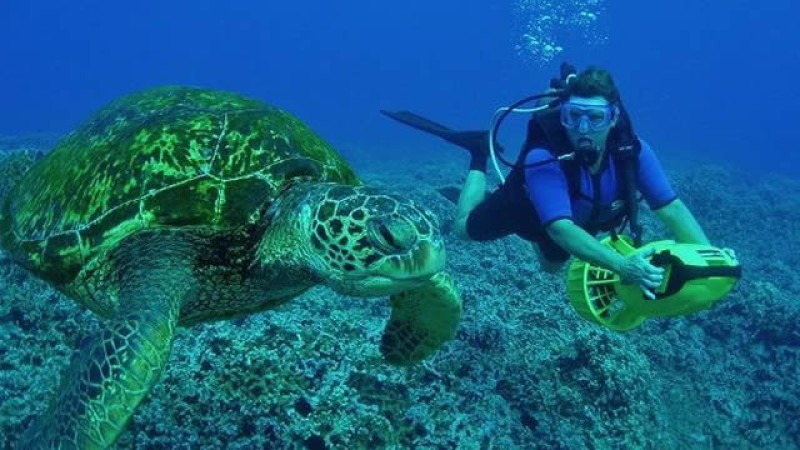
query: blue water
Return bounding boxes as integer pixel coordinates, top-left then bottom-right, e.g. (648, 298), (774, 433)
(2, 0), (798, 173)
(2, 2), (800, 448)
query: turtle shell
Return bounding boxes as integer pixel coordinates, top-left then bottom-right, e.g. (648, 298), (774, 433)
(0, 86), (359, 285)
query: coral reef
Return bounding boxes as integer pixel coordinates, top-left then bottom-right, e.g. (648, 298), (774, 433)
(1, 146), (798, 449)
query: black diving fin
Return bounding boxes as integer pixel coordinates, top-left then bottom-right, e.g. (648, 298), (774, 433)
(380, 110), (500, 158)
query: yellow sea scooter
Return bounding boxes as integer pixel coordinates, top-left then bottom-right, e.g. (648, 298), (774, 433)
(567, 236), (742, 331)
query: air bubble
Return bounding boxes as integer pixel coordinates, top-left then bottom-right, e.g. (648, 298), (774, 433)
(514, 0), (607, 65)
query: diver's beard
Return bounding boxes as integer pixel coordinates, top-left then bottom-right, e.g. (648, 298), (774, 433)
(576, 138), (601, 166)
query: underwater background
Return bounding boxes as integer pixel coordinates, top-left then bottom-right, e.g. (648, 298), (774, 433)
(1, 0), (799, 449)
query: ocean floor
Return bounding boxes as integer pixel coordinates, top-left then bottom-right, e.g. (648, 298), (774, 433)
(1, 139), (798, 449)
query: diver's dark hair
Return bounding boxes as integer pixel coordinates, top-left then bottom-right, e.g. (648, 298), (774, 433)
(567, 66), (620, 104)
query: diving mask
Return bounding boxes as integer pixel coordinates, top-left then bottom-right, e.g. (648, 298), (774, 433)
(560, 102), (617, 131)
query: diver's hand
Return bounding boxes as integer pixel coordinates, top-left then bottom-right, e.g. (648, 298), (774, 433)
(617, 248), (665, 300)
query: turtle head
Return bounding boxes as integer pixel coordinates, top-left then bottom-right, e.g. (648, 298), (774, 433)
(303, 184), (446, 296)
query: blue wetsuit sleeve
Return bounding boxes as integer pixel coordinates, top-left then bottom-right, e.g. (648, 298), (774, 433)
(524, 148), (573, 225)
(636, 139), (678, 210)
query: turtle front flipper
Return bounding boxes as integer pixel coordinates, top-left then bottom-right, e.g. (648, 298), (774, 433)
(18, 238), (196, 450)
(380, 271), (462, 366)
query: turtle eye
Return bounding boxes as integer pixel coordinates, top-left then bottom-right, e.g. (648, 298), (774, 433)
(378, 224), (399, 249)
(369, 217), (416, 253)
(369, 221), (401, 253)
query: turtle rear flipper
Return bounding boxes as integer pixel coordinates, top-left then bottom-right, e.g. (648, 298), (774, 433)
(18, 237), (196, 450)
(380, 272), (462, 366)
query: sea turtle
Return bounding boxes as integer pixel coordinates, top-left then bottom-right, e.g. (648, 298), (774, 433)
(0, 86), (462, 450)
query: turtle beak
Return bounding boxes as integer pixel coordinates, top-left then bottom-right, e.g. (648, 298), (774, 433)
(374, 240), (446, 282)
(336, 239), (445, 297)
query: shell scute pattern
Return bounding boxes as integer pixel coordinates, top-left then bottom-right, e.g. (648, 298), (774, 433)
(1, 86), (358, 285)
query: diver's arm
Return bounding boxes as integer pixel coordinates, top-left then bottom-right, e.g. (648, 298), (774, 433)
(546, 219), (626, 272)
(653, 199), (710, 245)
(546, 219), (664, 297)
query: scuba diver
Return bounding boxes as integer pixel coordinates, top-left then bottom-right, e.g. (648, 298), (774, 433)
(383, 63), (731, 299)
